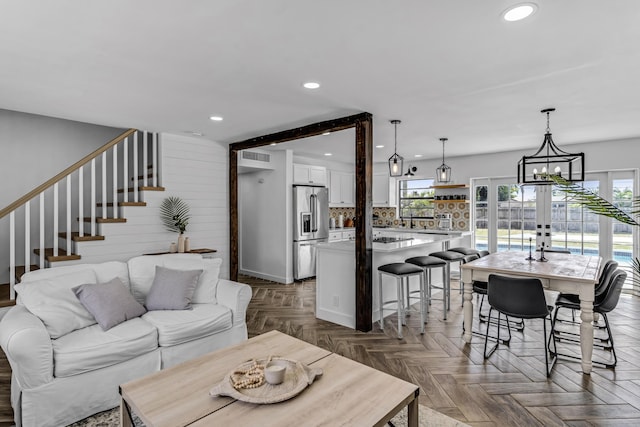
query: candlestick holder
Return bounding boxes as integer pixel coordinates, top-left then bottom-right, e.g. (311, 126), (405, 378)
(537, 242), (548, 262)
(525, 237), (535, 261)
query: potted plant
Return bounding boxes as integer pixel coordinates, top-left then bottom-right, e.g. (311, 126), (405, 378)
(160, 196), (191, 252)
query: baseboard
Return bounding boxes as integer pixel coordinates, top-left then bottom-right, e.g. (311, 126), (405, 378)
(239, 269), (288, 284)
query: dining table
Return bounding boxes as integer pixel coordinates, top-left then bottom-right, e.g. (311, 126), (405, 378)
(460, 250), (602, 374)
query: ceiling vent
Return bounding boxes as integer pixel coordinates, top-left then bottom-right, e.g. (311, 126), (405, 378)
(238, 149), (275, 174)
(242, 151), (270, 162)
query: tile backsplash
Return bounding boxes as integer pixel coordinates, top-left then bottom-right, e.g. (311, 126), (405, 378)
(329, 203), (469, 230)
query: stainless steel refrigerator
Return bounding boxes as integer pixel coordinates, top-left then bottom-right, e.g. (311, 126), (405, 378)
(293, 184), (329, 280)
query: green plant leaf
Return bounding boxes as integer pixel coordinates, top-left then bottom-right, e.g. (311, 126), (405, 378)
(159, 196), (191, 233)
(545, 174), (639, 285)
(545, 174), (640, 227)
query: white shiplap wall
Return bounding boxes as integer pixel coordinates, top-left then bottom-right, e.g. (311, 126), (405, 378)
(160, 134), (230, 279)
(52, 133), (231, 279)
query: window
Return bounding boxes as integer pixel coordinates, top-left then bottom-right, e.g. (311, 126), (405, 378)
(550, 180), (600, 254)
(398, 179), (435, 219)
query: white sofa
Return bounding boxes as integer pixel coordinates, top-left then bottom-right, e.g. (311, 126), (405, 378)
(0, 254), (252, 427)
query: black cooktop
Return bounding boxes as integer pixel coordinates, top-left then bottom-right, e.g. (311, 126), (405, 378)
(373, 236), (415, 244)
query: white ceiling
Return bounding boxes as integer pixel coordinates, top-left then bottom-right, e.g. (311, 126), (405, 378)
(2, 1), (640, 163)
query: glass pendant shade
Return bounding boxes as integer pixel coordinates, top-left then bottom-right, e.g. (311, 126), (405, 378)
(436, 163), (451, 183)
(517, 108), (585, 184)
(388, 120), (404, 177)
(436, 137), (452, 183)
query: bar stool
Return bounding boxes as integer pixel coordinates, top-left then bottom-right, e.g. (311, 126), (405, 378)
(429, 250), (466, 310)
(377, 262), (425, 339)
(405, 256), (448, 319)
(449, 247), (481, 256)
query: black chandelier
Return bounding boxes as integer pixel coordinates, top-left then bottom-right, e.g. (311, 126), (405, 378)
(517, 108), (584, 184)
(388, 119), (404, 177)
(436, 138), (451, 183)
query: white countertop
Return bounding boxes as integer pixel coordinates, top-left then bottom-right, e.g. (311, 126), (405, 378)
(374, 227), (470, 236)
(318, 231), (463, 253)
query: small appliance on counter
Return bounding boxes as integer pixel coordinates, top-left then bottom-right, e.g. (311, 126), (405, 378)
(437, 213), (452, 231)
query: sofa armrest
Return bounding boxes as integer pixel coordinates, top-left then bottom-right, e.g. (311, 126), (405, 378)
(216, 279), (252, 326)
(0, 305), (54, 389)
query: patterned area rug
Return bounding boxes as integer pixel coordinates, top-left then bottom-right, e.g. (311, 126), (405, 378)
(71, 404), (470, 427)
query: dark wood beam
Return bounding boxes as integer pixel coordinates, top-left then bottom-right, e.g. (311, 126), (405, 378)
(230, 113), (372, 150)
(229, 146), (239, 281)
(355, 115), (373, 331)
(229, 112), (374, 332)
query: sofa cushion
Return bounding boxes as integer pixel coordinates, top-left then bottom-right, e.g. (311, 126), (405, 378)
(165, 257), (222, 304)
(145, 266), (202, 311)
(14, 269), (99, 339)
(52, 317), (158, 378)
(141, 303), (232, 347)
(73, 278), (147, 330)
(20, 261), (131, 291)
(128, 254), (221, 304)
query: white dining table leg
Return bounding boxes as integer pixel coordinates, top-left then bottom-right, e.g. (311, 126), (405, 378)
(579, 292), (595, 374)
(462, 277), (473, 343)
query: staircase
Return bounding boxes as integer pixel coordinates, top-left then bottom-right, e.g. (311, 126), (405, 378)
(0, 129), (164, 303)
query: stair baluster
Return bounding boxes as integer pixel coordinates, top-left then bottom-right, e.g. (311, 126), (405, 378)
(2, 129), (158, 301)
(133, 132), (139, 203)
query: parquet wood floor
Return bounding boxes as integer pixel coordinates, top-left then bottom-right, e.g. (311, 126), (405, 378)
(0, 276), (638, 426)
(243, 275), (640, 427)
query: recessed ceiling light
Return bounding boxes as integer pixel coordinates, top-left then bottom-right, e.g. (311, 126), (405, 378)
(270, 143), (277, 146)
(303, 82), (320, 89)
(191, 132), (203, 137)
(324, 153), (332, 156)
(414, 154), (423, 158)
(322, 132), (331, 136)
(375, 145), (385, 148)
(209, 115), (223, 121)
(503, 3), (537, 21)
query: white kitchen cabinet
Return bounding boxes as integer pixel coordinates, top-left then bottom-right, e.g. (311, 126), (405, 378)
(329, 170), (355, 206)
(293, 163), (327, 185)
(328, 229), (355, 242)
(328, 231), (343, 242)
(373, 173), (389, 206)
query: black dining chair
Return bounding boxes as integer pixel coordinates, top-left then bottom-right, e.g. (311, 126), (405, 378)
(483, 274), (557, 377)
(554, 260), (618, 326)
(550, 269), (627, 368)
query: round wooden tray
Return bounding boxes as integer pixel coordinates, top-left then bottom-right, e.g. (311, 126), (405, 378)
(209, 358), (323, 404)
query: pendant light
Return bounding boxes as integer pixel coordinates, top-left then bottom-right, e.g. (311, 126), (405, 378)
(388, 119), (404, 177)
(436, 138), (451, 183)
(517, 108), (585, 184)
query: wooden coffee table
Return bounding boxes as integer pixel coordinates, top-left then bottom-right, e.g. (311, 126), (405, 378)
(120, 330), (419, 426)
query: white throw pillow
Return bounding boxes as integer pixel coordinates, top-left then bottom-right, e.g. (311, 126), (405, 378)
(14, 269), (98, 339)
(165, 257), (222, 304)
(128, 255), (222, 305)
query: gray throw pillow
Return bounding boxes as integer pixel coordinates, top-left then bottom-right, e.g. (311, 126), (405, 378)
(145, 266), (202, 311)
(73, 278), (147, 331)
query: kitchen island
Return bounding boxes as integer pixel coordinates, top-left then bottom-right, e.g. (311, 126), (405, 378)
(316, 230), (472, 328)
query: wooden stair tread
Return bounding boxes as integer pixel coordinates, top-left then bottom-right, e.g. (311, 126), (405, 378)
(118, 186), (164, 193)
(0, 283), (15, 307)
(81, 217), (127, 223)
(58, 232), (105, 242)
(14, 265), (39, 281)
(96, 202), (147, 207)
(33, 248), (81, 262)
(131, 173), (154, 180)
